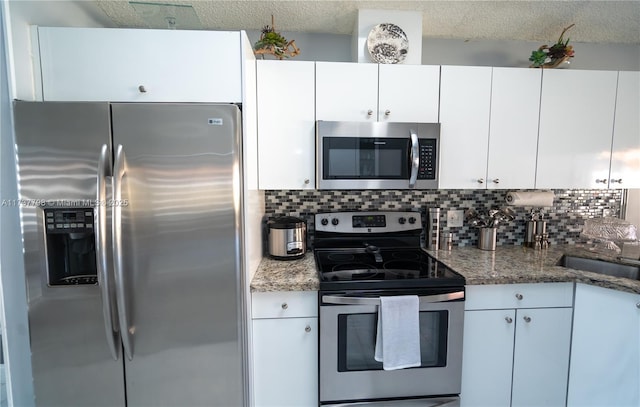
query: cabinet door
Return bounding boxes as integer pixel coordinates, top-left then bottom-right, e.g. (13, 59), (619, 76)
(511, 307), (573, 407)
(378, 64), (440, 123)
(610, 71), (640, 189)
(38, 27), (242, 102)
(536, 70), (618, 188)
(439, 66), (492, 189)
(315, 62), (378, 121)
(487, 68), (541, 189)
(568, 284), (640, 406)
(253, 317), (318, 407)
(461, 309), (516, 407)
(257, 60), (316, 189)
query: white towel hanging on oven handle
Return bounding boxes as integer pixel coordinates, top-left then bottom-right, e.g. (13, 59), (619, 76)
(374, 295), (421, 370)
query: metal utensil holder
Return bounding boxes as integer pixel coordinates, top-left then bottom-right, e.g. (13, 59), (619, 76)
(478, 227), (497, 251)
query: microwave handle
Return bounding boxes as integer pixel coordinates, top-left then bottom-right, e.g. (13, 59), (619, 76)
(408, 130), (419, 188)
(322, 291), (464, 306)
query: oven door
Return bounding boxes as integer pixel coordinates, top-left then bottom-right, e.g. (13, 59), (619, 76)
(319, 290), (464, 404)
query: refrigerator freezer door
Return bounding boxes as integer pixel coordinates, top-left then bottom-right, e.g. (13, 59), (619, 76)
(13, 102), (125, 407)
(110, 103), (245, 406)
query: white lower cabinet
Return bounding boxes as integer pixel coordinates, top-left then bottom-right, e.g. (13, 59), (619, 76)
(461, 283), (573, 407)
(252, 291), (318, 407)
(567, 284), (640, 406)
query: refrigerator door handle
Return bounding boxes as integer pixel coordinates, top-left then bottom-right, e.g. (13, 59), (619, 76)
(96, 144), (120, 361)
(113, 144), (134, 360)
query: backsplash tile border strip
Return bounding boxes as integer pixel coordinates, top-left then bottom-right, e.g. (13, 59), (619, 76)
(264, 189), (623, 248)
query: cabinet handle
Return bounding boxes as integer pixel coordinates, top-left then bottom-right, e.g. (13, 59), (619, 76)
(305, 325), (311, 333)
(505, 316), (513, 324)
(367, 110), (373, 117)
(610, 178), (623, 184)
(477, 178), (485, 184)
(384, 110), (391, 116)
(595, 179), (608, 184)
(281, 303), (288, 310)
(138, 85), (147, 93)
(523, 316), (532, 323)
(515, 293), (523, 300)
(304, 179), (310, 185)
(636, 302), (640, 309)
(492, 179), (500, 184)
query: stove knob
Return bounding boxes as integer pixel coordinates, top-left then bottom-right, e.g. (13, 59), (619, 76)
(408, 217), (416, 224)
(320, 218), (329, 226)
(398, 217), (406, 224)
(331, 218), (339, 226)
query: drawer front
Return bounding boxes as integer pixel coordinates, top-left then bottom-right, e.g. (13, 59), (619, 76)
(465, 283), (574, 310)
(252, 291), (318, 319)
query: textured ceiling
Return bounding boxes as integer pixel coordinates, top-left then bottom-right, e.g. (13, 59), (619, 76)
(93, 0), (640, 44)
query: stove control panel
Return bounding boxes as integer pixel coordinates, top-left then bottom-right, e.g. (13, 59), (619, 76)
(315, 211), (423, 234)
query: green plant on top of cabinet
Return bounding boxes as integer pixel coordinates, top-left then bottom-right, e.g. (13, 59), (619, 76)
(315, 61), (439, 123)
(37, 27), (243, 103)
(257, 60), (315, 190)
(461, 283), (574, 407)
(536, 69), (619, 189)
(609, 71), (640, 189)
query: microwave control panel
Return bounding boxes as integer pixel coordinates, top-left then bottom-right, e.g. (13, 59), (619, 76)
(417, 139), (437, 180)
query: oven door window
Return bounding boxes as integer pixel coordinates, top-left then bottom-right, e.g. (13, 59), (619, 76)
(337, 311), (448, 372)
(323, 137), (409, 179)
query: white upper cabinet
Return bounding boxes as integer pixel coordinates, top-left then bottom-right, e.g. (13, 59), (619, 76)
(37, 27), (243, 102)
(257, 60), (315, 190)
(610, 71), (640, 189)
(315, 62), (439, 122)
(377, 64), (440, 123)
(439, 65), (492, 189)
(316, 62), (378, 121)
(487, 68), (542, 189)
(536, 69), (618, 189)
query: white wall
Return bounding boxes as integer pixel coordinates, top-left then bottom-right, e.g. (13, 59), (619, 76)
(422, 38), (640, 71)
(247, 30), (639, 71)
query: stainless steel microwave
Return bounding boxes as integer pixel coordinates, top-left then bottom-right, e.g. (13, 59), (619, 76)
(316, 121), (440, 190)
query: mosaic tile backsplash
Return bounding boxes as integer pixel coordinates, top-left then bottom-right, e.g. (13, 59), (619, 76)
(264, 189), (623, 248)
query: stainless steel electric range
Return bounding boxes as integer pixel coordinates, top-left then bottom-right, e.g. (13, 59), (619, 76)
(314, 210), (465, 407)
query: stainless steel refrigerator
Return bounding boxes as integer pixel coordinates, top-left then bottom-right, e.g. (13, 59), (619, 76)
(13, 101), (246, 406)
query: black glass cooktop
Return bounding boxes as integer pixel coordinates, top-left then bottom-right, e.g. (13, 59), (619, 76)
(315, 248), (465, 290)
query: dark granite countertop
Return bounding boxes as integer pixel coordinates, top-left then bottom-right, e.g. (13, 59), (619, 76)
(250, 245), (640, 295)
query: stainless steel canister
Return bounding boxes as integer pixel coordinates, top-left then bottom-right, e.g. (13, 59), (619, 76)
(478, 227), (497, 251)
(439, 232), (453, 251)
(524, 220), (537, 247)
(425, 208), (440, 250)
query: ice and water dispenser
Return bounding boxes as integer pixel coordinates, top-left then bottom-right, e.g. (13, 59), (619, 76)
(44, 207), (98, 286)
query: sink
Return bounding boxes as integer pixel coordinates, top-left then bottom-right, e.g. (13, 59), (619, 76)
(558, 255), (640, 280)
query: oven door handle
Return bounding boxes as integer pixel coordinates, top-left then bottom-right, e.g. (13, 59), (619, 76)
(322, 291), (464, 306)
